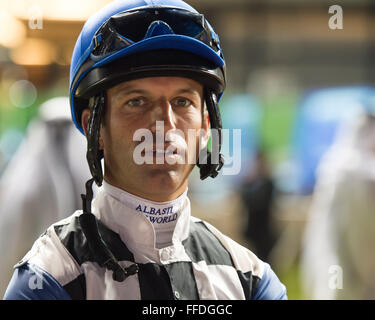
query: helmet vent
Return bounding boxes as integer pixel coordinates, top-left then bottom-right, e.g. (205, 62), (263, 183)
(144, 20), (175, 38)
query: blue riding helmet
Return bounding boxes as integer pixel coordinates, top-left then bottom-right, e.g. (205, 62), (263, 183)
(69, 0), (226, 134)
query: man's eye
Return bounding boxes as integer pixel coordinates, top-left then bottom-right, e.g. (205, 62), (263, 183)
(172, 97), (192, 108)
(125, 97), (146, 107)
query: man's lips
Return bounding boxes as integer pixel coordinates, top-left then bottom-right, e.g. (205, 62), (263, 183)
(152, 144), (181, 154)
(150, 144), (183, 155)
(137, 132), (188, 159)
(139, 144), (186, 156)
(152, 149), (177, 155)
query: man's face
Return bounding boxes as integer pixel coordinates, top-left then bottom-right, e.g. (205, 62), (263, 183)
(82, 76), (209, 201)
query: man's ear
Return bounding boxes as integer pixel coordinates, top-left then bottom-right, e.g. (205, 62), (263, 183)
(81, 109), (91, 137)
(81, 109), (104, 150)
(201, 108), (211, 147)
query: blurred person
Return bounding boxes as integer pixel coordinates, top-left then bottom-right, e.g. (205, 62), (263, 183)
(0, 97), (90, 297)
(292, 87), (367, 195)
(0, 129), (25, 176)
(240, 150), (277, 262)
(301, 105), (375, 299)
(4, 0), (286, 300)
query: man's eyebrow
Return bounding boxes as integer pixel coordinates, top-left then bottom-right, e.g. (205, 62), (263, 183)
(112, 86), (201, 97)
(115, 87), (149, 97)
(175, 88), (201, 96)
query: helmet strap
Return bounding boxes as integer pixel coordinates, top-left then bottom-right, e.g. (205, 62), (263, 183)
(197, 88), (225, 179)
(86, 92), (105, 186)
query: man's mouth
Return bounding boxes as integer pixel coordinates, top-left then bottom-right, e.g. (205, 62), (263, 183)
(139, 144), (184, 160)
(152, 148), (178, 155)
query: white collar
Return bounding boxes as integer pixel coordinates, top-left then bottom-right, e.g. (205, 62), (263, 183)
(91, 182), (191, 263)
(102, 181), (188, 227)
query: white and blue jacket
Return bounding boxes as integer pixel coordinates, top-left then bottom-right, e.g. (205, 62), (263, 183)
(4, 184), (287, 300)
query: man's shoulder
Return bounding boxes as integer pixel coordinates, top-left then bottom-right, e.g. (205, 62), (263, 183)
(188, 216), (287, 300)
(3, 263), (72, 300)
(14, 211), (84, 287)
(4, 211), (86, 300)
(188, 216), (264, 278)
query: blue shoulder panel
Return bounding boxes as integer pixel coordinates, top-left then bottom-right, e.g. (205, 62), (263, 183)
(3, 263), (71, 300)
(252, 263), (288, 300)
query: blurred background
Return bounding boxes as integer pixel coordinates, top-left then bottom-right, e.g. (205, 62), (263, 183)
(1, 0), (375, 299)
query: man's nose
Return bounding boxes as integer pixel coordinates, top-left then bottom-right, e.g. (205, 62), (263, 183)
(150, 98), (176, 133)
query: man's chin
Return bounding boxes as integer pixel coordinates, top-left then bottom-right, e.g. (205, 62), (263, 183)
(144, 166), (182, 180)
(143, 165), (190, 188)
(141, 171), (188, 200)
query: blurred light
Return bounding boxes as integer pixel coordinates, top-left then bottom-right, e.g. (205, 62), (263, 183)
(0, 11), (26, 48)
(0, 46), (10, 63)
(54, 47), (73, 66)
(221, 94), (263, 182)
(9, 80), (37, 108)
(6, 0), (111, 21)
(247, 68), (299, 99)
(1, 65), (28, 89)
(10, 38), (56, 65)
(365, 95), (375, 116)
(292, 86), (375, 194)
(39, 97), (71, 121)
